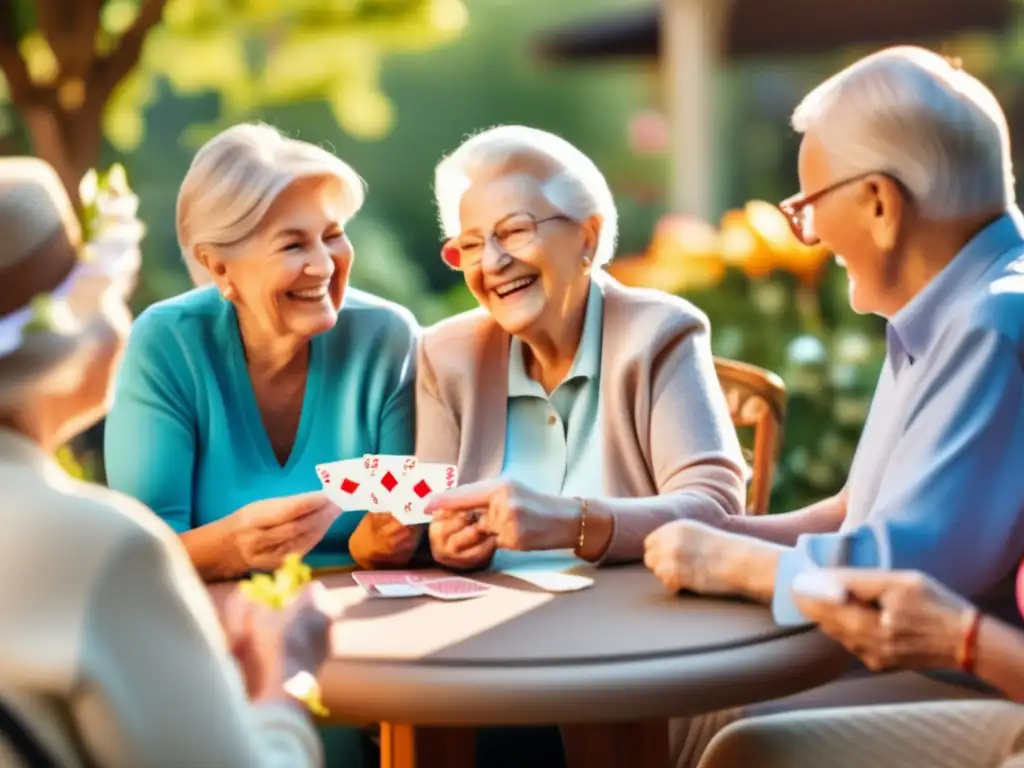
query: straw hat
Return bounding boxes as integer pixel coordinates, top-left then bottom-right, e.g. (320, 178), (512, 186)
(0, 157), (141, 405)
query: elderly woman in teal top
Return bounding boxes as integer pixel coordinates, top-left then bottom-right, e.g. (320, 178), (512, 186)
(104, 123), (421, 581)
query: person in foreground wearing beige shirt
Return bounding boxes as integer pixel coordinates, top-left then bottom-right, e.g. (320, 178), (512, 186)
(0, 157), (332, 768)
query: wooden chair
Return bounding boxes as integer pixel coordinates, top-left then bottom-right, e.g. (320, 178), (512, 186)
(713, 358), (786, 516)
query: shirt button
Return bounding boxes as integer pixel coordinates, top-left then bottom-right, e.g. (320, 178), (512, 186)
(547, 414), (557, 425)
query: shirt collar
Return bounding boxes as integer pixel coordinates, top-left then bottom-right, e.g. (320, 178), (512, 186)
(508, 279), (604, 397)
(888, 206), (1024, 363)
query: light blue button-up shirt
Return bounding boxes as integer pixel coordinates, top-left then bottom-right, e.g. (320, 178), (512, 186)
(500, 280), (605, 497)
(773, 208), (1024, 625)
(492, 281), (604, 571)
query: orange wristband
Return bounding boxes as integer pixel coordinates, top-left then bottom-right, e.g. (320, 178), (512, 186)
(957, 608), (982, 674)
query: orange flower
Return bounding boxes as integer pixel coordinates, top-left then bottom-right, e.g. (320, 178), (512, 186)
(720, 209), (774, 279)
(741, 201), (831, 287)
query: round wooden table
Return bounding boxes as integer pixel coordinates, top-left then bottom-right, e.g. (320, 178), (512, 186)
(209, 564), (850, 768)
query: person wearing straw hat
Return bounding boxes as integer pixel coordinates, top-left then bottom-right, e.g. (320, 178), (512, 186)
(0, 156), (334, 767)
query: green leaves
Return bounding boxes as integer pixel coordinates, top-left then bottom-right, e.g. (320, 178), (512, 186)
(121, 0), (469, 148)
(0, 0), (468, 154)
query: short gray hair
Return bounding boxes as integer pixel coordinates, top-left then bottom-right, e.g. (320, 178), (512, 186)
(792, 46), (1014, 219)
(177, 123), (366, 284)
(434, 125), (619, 266)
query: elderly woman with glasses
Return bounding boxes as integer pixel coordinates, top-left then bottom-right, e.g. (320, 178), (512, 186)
(415, 124), (746, 574)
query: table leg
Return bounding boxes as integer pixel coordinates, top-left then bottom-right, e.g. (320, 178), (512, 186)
(378, 723), (476, 768)
(561, 719), (670, 768)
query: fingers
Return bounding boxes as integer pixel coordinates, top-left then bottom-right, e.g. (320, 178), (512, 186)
(454, 536), (497, 566)
(423, 479), (503, 514)
(448, 521), (491, 552)
(258, 492), (332, 528)
(827, 568), (912, 604)
(224, 586), (255, 649)
(806, 600), (886, 656)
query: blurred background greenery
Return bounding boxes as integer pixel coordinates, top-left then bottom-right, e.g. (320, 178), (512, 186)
(3, 0), (1023, 511)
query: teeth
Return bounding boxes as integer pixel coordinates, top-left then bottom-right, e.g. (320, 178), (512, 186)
(495, 277), (535, 297)
(290, 285), (328, 300)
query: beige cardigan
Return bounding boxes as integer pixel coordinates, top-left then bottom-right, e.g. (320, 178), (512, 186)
(0, 428), (321, 768)
(415, 272), (746, 562)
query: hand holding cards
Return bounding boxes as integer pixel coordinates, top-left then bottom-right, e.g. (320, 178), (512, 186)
(230, 492), (340, 573)
(792, 570), (850, 604)
(316, 454), (458, 525)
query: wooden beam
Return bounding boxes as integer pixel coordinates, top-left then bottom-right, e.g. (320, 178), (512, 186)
(661, 0), (730, 218)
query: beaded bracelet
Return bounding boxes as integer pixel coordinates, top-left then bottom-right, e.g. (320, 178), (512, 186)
(573, 497), (588, 555)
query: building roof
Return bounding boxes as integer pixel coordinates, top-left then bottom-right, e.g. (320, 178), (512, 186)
(535, 0), (1011, 62)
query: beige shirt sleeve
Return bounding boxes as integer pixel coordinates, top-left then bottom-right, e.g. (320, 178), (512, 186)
(71, 525), (322, 768)
(415, 340), (462, 464)
(598, 325), (747, 563)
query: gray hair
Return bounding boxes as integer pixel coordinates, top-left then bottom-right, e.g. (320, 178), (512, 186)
(177, 123), (366, 284)
(434, 125), (619, 266)
(792, 46), (1014, 219)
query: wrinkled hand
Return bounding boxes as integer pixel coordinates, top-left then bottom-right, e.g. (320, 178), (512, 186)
(428, 510), (497, 570)
(225, 581), (335, 703)
(644, 519), (779, 602)
(349, 512), (421, 569)
(230, 492), (340, 573)
(424, 478), (578, 552)
(793, 569), (975, 672)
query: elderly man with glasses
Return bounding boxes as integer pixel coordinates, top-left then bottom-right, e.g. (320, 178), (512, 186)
(642, 45), (1024, 767)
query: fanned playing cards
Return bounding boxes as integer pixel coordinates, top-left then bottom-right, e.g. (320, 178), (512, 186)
(315, 454), (458, 525)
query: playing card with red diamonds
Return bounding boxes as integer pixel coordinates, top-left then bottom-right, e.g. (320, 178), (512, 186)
(420, 576), (491, 600)
(393, 462), (458, 525)
(352, 570), (422, 589)
(361, 454), (418, 513)
(315, 459), (372, 511)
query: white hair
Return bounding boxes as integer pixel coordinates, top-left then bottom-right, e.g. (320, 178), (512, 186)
(177, 122), (366, 284)
(792, 46), (1014, 219)
(434, 125), (619, 266)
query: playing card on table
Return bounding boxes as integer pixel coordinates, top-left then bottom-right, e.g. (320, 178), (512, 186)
(501, 570), (594, 593)
(352, 570), (426, 598)
(419, 576), (491, 601)
(394, 461), (458, 525)
(315, 459), (371, 511)
(352, 570), (420, 589)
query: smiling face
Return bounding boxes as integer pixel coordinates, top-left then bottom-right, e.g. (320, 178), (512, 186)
(455, 173), (596, 336)
(201, 175), (353, 343)
(797, 133), (907, 315)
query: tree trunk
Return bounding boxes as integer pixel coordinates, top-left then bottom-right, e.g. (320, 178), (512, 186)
(19, 99), (104, 208)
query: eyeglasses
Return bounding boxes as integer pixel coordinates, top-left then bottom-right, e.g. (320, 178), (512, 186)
(441, 212), (574, 270)
(778, 171), (901, 246)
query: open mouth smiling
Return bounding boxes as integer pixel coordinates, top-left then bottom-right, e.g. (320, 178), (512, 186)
(287, 282), (330, 301)
(492, 276), (538, 298)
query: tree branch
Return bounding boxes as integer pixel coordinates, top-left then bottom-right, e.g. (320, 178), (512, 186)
(91, 0), (168, 103)
(0, 0), (36, 104)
